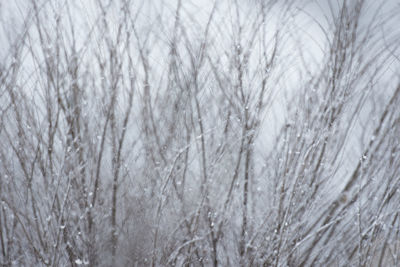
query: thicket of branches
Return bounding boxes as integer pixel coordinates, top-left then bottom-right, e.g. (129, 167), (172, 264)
(0, 0), (399, 266)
